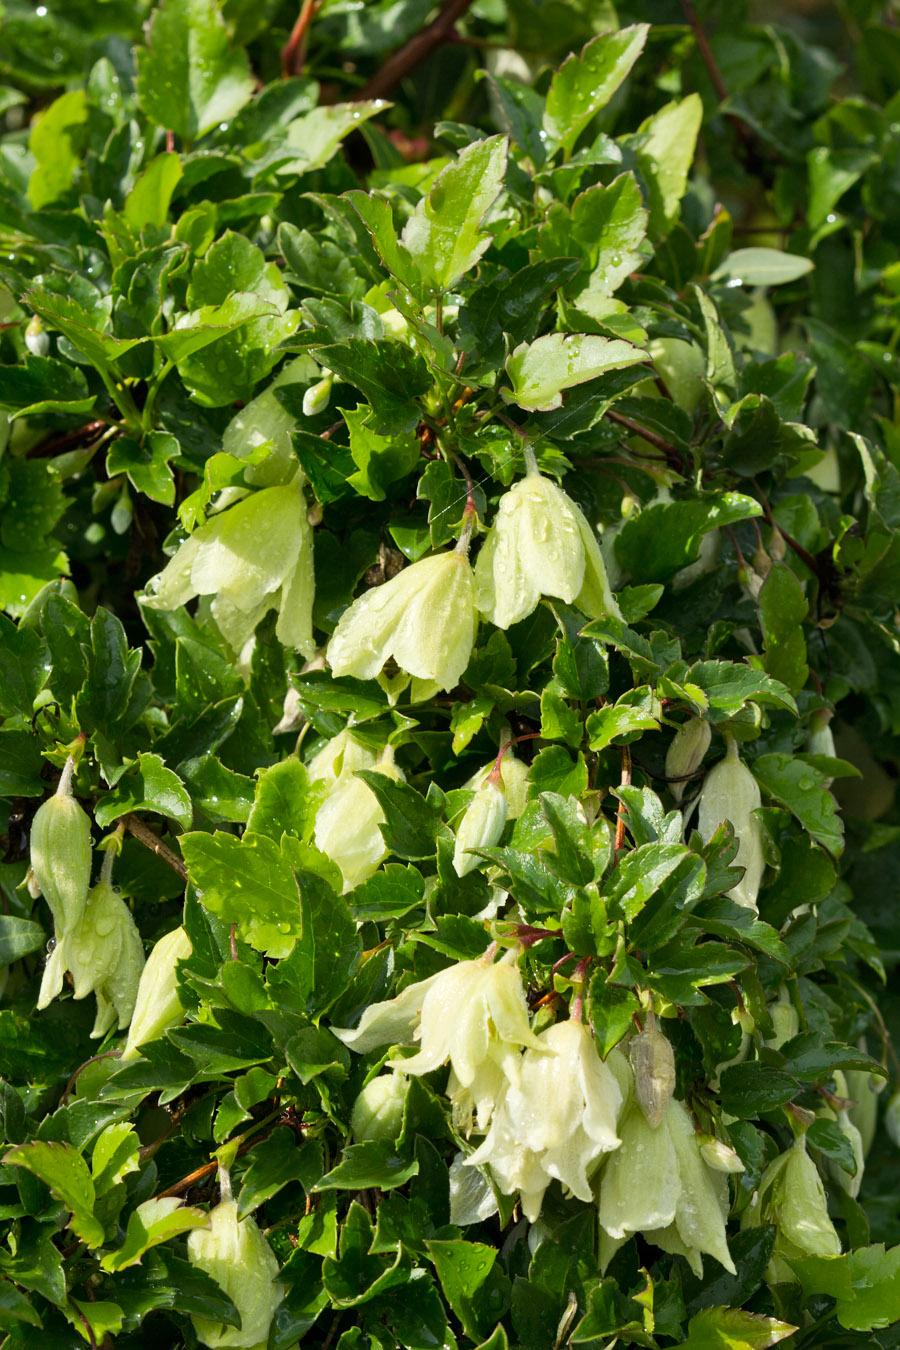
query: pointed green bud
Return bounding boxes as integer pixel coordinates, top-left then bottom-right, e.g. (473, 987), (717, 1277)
(25, 314), (50, 357)
(302, 369), (334, 418)
(474, 470), (621, 630)
(29, 757), (92, 935)
(121, 926), (192, 1061)
(697, 739), (764, 911)
(453, 774), (508, 876)
(666, 716), (711, 803)
(187, 1198), (283, 1348)
(327, 551), (477, 692)
(351, 1071), (409, 1143)
(698, 1136), (745, 1173)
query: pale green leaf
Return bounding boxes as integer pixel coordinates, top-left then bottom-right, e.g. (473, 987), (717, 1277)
(136, 0), (254, 144)
(503, 332), (646, 411)
(401, 134), (508, 291)
(543, 25), (648, 154)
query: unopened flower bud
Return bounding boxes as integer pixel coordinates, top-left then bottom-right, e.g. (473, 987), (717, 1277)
(313, 747), (405, 892)
(699, 1136), (745, 1173)
(302, 369), (334, 418)
(629, 1020), (676, 1128)
(453, 772), (508, 876)
(187, 1198), (283, 1348)
(742, 1134), (840, 1283)
(121, 926), (192, 1061)
(29, 757), (92, 935)
(25, 314), (49, 357)
(666, 717), (711, 802)
(697, 738), (764, 912)
(351, 1071), (409, 1143)
(464, 751), (529, 818)
(766, 988), (799, 1051)
(807, 708), (836, 787)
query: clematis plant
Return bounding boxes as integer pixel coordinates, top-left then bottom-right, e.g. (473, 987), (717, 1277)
(327, 536), (477, 694)
(38, 844), (145, 1038)
(597, 1094), (737, 1278)
(474, 443), (621, 629)
(143, 476), (315, 655)
(741, 1134), (841, 1283)
(465, 1018), (625, 1221)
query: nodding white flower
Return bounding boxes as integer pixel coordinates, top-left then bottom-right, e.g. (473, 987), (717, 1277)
(144, 477), (315, 656)
(327, 550), (477, 692)
(29, 757), (92, 936)
(807, 707), (836, 787)
(597, 1096), (736, 1278)
(38, 873), (145, 1038)
(313, 746), (404, 892)
(696, 737), (765, 912)
(187, 1198), (283, 1348)
(387, 953), (543, 1114)
(741, 1134), (840, 1284)
(453, 771), (508, 877)
(466, 1020), (623, 1221)
(121, 926), (192, 1061)
(474, 461), (621, 629)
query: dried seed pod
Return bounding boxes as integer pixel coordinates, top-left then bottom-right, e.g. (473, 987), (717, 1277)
(29, 757), (92, 935)
(629, 1019), (676, 1128)
(666, 716), (711, 802)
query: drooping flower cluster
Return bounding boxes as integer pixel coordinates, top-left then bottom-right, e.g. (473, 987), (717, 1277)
(326, 456), (620, 696)
(335, 950), (743, 1273)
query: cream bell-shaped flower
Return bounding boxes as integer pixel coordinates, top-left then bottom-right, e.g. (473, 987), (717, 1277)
(39, 865), (145, 1039)
(598, 1096), (736, 1278)
(121, 926), (192, 1061)
(332, 972), (444, 1054)
(453, 770), (508, 877)
(144, 478), (315, 657)
(466, 1019), (623, 1221)
(474, 456), (621, 629)
(741, 1134), (840, 1284)
(313, 746), (404, 892)
(387, 950), (543, 1119)
(696, 737), (765, 911)
(328, 549), (476, 692)
(187, 1196), (283, 1348)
